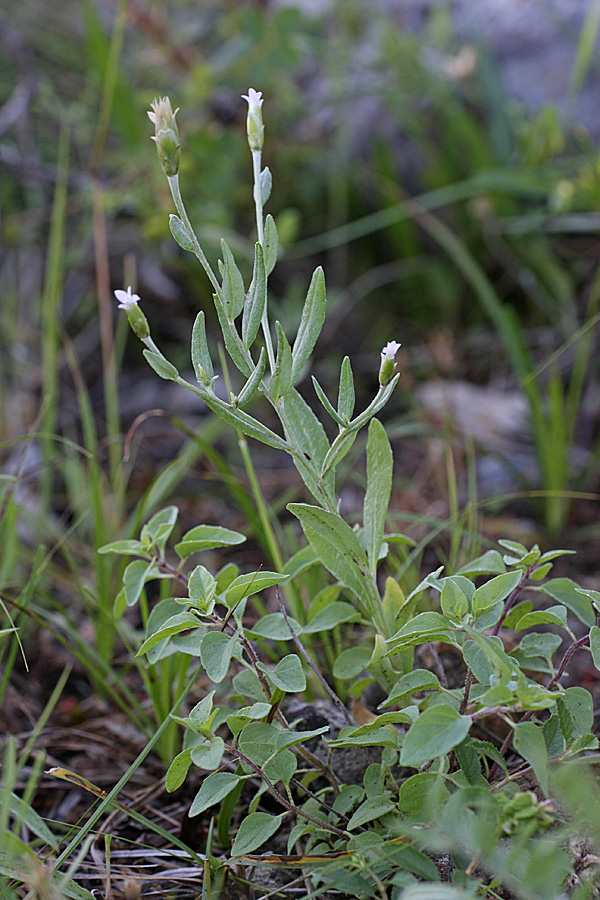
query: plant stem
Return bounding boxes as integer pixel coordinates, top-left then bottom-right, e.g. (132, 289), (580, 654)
(168, 174), (221, 295)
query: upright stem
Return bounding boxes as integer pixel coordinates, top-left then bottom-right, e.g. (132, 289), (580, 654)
(251, 148), (276, 374)
(167, 174), (221, 296)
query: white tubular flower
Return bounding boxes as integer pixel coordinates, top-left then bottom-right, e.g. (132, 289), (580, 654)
(114, 286), (140, 311)
(242, 88), (265, 151)
(379, 340), (401, 386)
(114, 286), (150, 340)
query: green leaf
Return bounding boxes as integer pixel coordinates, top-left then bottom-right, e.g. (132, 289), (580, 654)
(456, 550), (506, 576)
(263, 214), (278, 275)
(379, 669), (441, 707)
(200, 631), (237, 683)
(513, 722), (548, 794)
(288, 503), (377, 614)
(291, 267), (326, 383)
(328, 727), (400, 749)
(312, 376), (346, 427)
(122, 559), (156, 608)
(440, 579), (468, 619)
(225, 570), (289, 606)
(232, 812), (283, 856)
(514, 605), (568, 631)
(519, 631), (562, 664)
(243, 242), (267, 349)
(191, 311), (214, 385)
(398, 773), (450, 819)
(260, 654), (306, 693)
(213, 291), (252, 377)
(454, 739), (483, 785)
(220, 239), (246, 319)
(387, 612), (455, 648)
(263, 749), (297, 785)
(347, 795), (395, 830)
(175, 525), (245, 559)
(541, 578), (595, 627)
(237, 348), (266, 407)
(274, 727), (330, 751)
(337, 356), (355, 421)
(333, 646), (371, 679)
(143, 349), (179, 381)
(141, 505), (179, 549)
(260, 167), (272, 205)
(302, 601), (358, 633)
(249, 613), (299, 640)
(282, 390), (334, 503)
(563, 686), (594, 737)
(363, 419), (393, 577)
(189, 772), (241, 817)
(472, 570), (521, 615)
(191, 735), (225, 770)
(166, 749), (193, 792)
(283, 390), (331, 471)
(319, 375), (401, 482)
(590, 625), (600, 670)
(137, 612), (200, 656)
(188, 565), (217, 610)
(400, 705), (472, 767)
(98, 539), (145, 556)
(201, 390), (288, 451)
(271, 322), (293, 401)
(169, 213), (194, 252)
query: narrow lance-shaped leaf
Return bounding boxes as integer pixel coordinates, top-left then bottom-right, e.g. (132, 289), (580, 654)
(281, 389), (334, 506)
(320, 375), (400, 481)
(312, 376), (346, 427)
(363, 418), (393, 577)
(220, 239), (246, 319)
(200, 389), (289, 451)
(288, 503), (378, 615)
(191, 310), (214, 385)
(242, 242), (267, 349)
(263, 214), (278, 275)
(236, 348), (266, 407)
(213, 291), (253, 377)
(271, 322), (293, 401)
(290, 267), (326, 383)
(337, 356), (355, 421)
(143, 350), (179, 381)
(169, 214), (195, 252)
(260, 166), (272, 205)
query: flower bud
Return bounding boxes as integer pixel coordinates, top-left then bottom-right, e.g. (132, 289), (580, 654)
(114, 286), (150, 340)
(241, 88), (264, 152)
(378, 340), (401, 386)
(148, 97), (180, 177)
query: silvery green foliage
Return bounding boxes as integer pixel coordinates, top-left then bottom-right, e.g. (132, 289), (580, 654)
(104, 96), (600, 897)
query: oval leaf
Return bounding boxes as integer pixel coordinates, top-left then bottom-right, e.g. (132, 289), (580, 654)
(400, 705), (471, 768)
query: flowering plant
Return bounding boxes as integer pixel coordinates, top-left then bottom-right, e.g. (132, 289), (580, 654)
(103, 90), (600, 898)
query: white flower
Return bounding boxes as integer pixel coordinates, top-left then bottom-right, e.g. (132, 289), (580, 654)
(114, 286), (140, 311)
(241, 88), (264, 116)
(381, 340), (401, 360)
(241, 88), (265, 151)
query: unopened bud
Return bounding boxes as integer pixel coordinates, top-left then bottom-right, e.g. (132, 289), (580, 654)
(378, 341), (401, 386)
(114, 286), (150, 340)
(148, 96), (180, 176)
(241, 88), (264, 152)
